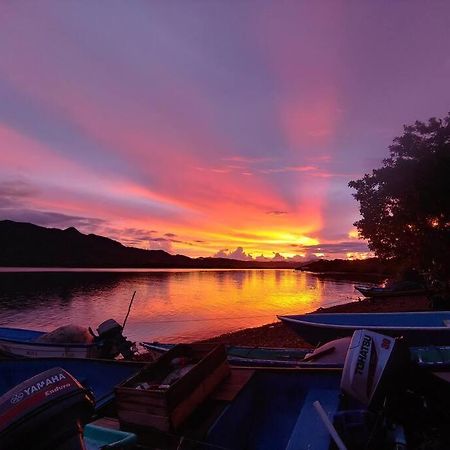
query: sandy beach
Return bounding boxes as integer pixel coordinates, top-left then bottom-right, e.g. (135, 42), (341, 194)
(197, 294), (430, 348)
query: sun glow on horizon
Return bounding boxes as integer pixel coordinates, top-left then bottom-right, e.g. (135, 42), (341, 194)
(3, 2), (445, 262)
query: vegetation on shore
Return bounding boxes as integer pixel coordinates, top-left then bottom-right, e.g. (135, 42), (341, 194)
(297, 257), (398, 281)
(349, 114), (450, 280)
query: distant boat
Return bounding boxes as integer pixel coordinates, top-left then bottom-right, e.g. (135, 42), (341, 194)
(0, 358), (144, 411)
(356, 285), (426, 298)
(278, 311), (450, 345)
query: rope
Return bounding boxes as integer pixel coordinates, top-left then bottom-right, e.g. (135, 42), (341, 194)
(135, 314), (276, 324)
(132, 296), (360, 325)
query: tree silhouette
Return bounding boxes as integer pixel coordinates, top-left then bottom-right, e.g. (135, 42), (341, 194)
(349, 114), (450, 278)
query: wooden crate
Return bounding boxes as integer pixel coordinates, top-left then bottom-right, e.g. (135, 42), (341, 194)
(115, 343), (230, 432)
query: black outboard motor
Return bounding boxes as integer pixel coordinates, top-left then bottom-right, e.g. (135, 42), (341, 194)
(95, 319), (135, 359)
(0, 368), (94, 450)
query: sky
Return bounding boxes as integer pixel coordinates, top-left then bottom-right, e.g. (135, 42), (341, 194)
(1, 1), (449, 261)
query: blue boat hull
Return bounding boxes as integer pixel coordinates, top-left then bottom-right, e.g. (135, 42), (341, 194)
(202, 369), (343, 450)
(0, 358), (144, 410)
(279, 312), (450, 346)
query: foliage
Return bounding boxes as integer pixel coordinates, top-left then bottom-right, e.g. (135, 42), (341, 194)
(300, 258), (397, 276)
(349, 114), (450, 278)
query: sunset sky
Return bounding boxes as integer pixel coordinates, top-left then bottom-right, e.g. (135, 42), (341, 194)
(1, 2), (449, 260)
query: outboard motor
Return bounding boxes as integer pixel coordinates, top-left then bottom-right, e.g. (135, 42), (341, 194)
(95, 319), (135, 359)
(0, 368), (94, 450)
(340, 329), (409, 409)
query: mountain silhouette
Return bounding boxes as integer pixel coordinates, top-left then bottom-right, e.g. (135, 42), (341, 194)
(0, 220), (302, 269)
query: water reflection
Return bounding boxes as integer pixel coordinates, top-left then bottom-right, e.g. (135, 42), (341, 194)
(0, 269), (359, 342)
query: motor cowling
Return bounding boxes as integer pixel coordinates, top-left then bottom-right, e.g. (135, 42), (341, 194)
(0, 367), (94, 450)
(340, 330), (409, 410)
(96, 319), (135, 359)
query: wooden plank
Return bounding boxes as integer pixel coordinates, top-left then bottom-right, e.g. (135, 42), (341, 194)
(115, 343), (230, 433)
(115, 390), (168, 408)
(118, 409), (171, 432)
(170, 361), (231, 429)
(211, 368), (255, 402)
(168, 345), (228, 407)
(115, 400), (167, 416)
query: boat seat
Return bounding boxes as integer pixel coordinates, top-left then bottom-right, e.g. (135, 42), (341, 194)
(285, 389), (340, 450)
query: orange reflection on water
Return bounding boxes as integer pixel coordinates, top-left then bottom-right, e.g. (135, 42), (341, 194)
(122, 269), (358, 342)
(0, 269), (359, 344)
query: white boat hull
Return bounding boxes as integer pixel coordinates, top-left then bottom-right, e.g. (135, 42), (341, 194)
(0, 339), (100, 358)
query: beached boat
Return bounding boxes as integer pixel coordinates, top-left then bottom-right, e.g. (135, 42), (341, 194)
(202, 368), (344, 450)
(278, 311), (450, 345)
(356, 285), (426, 298)
(0, 319), (134, 359)
(0, 327), (100, 358)
(143, 340), (450, 371)
(141, 341), (352, 368)
(0, 358), (144, 410)
(202, 332), (450, 449)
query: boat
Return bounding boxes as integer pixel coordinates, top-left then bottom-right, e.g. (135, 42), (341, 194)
(202, 368), (345, 450)
(0, 358), (145, 410)
(356, 285), (426, 298)
(143, 340), (450, 371)
(278, 311), (450, 345)
(0, 327), (100, 358)
(141, 341), (351, 368)
(202, 330), (450, 450)
(2, 332), (447, 449)
(0, 319), (135, 359)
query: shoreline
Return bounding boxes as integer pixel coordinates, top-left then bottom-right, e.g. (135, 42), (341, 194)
(196, 294), (430, 348)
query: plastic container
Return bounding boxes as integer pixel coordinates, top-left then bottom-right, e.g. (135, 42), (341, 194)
(84, 424), (137, 450)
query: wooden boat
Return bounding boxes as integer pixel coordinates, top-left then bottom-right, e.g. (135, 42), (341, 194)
(356, 285), (426, 298)
(0, 327), (101, 358)
(141, 342), (318, 367)
(278, 311), (450, 345)
(0, 358), (145, 410)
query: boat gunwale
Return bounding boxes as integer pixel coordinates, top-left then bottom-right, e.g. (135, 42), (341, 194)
(0, 326), (99, 348)
(0, 356), (146, 366)
(140, 343), (345, 368)
(277, 311), (450, 332)
(0, 357), (146, 409)
(141, 342), (310, 355)
(355, 286), (426, 297)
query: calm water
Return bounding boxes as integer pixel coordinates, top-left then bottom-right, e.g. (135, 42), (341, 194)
(0, 269), (361, 343)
